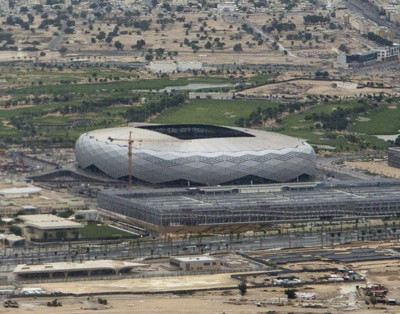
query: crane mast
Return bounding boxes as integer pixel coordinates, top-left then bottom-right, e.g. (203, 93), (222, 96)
(108, 131), (137, 185)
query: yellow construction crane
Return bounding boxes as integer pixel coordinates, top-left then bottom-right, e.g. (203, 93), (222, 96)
(108, 131), (141, 185)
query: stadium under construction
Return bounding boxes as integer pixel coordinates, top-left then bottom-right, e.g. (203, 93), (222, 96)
(97, 180), (400, 233)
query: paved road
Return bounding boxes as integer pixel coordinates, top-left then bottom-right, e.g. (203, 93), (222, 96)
(48, 22), (66, 51)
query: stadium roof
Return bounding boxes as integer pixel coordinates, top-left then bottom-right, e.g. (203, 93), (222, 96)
(86, 124), (306, 152)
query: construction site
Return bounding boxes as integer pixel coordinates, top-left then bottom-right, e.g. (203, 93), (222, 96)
(97, 179), (400, 233)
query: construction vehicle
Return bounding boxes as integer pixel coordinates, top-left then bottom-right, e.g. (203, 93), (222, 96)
(47, 299), (62, 307)
(3, 300), (19, 308)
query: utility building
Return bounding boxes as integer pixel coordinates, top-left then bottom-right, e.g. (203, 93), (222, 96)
(19, 214), (83, 242)
(170, 256), (221, 271)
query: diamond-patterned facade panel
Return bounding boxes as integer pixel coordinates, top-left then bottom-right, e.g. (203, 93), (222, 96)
(75, 126), (316, 185)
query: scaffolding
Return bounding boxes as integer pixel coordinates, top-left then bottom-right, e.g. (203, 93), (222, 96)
(97, 182), (400, 228)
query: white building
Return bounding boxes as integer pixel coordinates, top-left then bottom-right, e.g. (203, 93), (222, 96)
(170, 256), (221, 271)
(20, 214), (83, 242)
(375, 45), (400, 61)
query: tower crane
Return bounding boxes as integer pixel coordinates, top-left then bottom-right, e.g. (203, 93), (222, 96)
(107, 131), (165, 185)
(108, 131), (140, 185)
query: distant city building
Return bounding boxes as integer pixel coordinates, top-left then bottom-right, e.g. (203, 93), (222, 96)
(217, 1), (238, 12)
(375, 45), (400, 61)
(388, 147), (400, 169)
(19, 214), (83, 242)
(170, 256), (221, 271)
(337, 51), (378, 68)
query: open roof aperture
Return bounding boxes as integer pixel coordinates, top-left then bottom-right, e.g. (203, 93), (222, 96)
(137, 124), (255, 140)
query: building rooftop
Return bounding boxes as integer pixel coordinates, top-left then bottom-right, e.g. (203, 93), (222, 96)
(0, 187), (42, 196)
(14, 260), (146, 274)
(172, 256), (218, 262)
(101, 180), (400, 214)
(83, 124), (306, 152)
(19, 214), (83, 230)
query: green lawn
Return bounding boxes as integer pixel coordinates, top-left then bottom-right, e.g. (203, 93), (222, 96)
(33, 116), (71, 125)
(4, 77), (232, 97)
(351, 105), (400, 135)
(79, 224), (135, 239)
(277, 102), (358, 142)
(152, 99), (279, 126)
(248, 73), (275, 84)
(270, 101), (388, 150)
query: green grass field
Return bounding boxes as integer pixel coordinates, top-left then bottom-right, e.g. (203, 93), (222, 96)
(79, 224), (134, 239)
(351, 105), (400, 135)
(152, 99), (279, 126)
(269, 101), (388, 150)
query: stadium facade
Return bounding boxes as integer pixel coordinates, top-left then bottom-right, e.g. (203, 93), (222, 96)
(75, 124), (316, 185)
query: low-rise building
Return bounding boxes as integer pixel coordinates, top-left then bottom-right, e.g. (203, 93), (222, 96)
(337, 51), (378, 68)
(388, 147), (400, 169)
(19, 214), (83, 242)
(14, 260), (146, 279)
(375, 45), (400, 61)
(170, 256), (221, 271)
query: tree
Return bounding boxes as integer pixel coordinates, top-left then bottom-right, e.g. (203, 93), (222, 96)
(155, 48), (164, 57)
(238, 281), (247, 296)
(395, 135), (400, 146)
(114, 41), (124, 50)
(9, 225), (22, 236)
(284, 288), (297, 299)
(338, 44), (349, 53)
(135, 39), (146, 49)
(59, 46), (68, 55)
(97, 31), (106, 40)
(233, 43), (242, 52)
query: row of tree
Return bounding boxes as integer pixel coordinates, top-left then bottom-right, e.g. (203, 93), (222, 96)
(304, 102), (380, 130)
(125, 94), (185, 122)
(235, 102), (308, 127)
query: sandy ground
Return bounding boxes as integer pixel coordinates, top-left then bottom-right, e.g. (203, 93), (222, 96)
(241, 80), (397, 97)
(344, 160), (400, 178)
(35, 273), (238, 294)
(0, 283), (396, 314)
